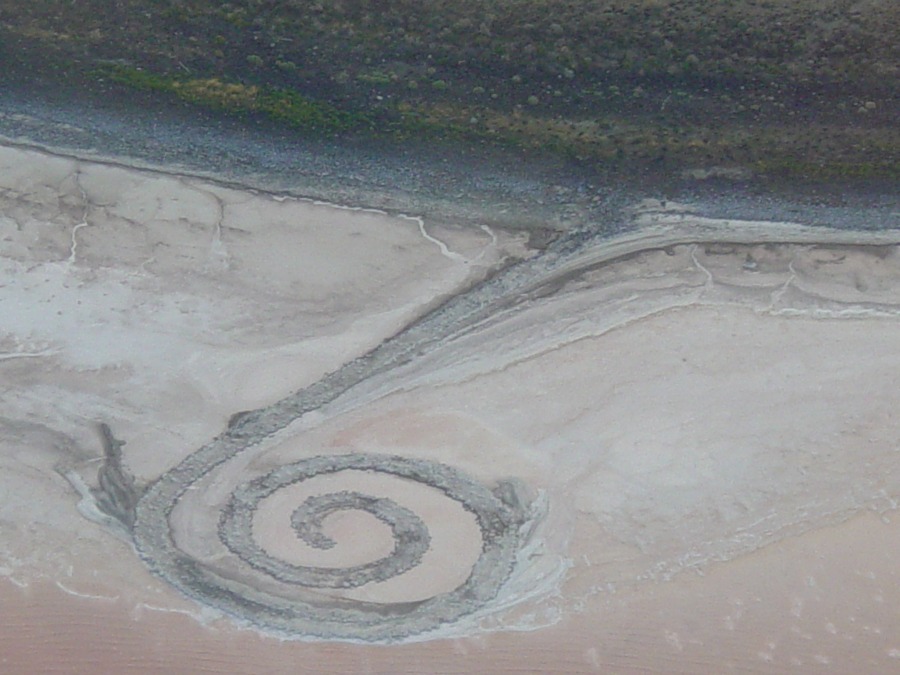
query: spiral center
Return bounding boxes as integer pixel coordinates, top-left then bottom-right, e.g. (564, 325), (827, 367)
(220, 458), (489, 602)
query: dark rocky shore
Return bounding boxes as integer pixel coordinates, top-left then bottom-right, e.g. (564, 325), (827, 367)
(1, 64), (897, 242)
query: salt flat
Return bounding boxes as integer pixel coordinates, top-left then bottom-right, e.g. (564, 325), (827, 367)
(2, 142), (900, 671)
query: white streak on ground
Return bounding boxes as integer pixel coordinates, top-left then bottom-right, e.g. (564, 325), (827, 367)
(131, 602), (222, 627)
(689, 244), (714, 292)
(402, 214), (466, 262)
(769, 258), (797, 309)
(55, 580), (119, 602)
(0, 350), (58, 360)
(66, 170), (91, 268)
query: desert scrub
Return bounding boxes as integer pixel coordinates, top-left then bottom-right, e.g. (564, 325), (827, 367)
(174, 78), (260, 110)
(25, 0), (885, 184)
(257, 89), (363, 132)
(393, 96), (899, 179)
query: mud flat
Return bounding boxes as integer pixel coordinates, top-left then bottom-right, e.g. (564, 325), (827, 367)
(2, 142), (900, 670)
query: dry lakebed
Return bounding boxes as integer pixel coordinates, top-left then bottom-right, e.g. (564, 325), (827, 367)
(2, 141), (900, 672)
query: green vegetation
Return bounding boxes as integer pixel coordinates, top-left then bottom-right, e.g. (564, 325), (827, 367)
(1, 0), (896, 179)
(102, 65), (365, 133)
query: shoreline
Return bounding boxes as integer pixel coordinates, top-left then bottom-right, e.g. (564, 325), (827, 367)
(1, 75), (897, 241)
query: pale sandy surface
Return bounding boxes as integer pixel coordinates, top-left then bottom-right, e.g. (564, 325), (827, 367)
(2, 143), (900, 672)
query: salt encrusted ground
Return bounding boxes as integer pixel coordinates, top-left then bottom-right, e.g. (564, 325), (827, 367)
(2, 142), (900, 671)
